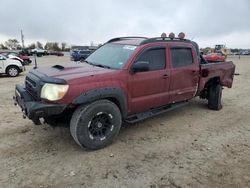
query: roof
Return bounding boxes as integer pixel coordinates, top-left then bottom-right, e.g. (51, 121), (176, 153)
(106, 36), (200, 55)
(112, 39), (146, 46)
(107, 36), (193, 46)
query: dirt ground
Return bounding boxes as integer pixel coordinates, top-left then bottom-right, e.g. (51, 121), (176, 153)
(0, 55), (249, 188)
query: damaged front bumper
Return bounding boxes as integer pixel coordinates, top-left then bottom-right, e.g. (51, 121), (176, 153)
(14, 84), (67, 124)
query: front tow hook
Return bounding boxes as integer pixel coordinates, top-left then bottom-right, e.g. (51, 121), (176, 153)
(22, 110), (26, 119)
(13, 96), (17, 106)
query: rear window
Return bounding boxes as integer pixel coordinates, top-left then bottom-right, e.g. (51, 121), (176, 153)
(171, 48), (193, 68)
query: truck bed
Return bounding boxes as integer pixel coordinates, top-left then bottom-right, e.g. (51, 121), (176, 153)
(198, 61), (235, 93)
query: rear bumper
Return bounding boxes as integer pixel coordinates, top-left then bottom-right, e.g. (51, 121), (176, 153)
(14, 84), (67, 121)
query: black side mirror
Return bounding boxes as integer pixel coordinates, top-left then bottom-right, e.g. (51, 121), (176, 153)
(131, 61), (149, 73)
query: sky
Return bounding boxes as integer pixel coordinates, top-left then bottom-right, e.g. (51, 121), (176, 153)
(0, 0), (250, 48)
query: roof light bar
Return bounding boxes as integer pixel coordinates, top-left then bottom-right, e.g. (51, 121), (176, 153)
(169, 32), (175, 39)
(178, 32), (185, 39)
(161, 32), (167, 38)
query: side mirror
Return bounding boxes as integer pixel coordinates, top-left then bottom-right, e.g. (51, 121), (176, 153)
(131, 61), (149, 73)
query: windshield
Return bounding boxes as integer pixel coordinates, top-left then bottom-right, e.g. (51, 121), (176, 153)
(86, 43), (137, 69)
(9, 52), (18, 56)
(0, 54), (6, 60)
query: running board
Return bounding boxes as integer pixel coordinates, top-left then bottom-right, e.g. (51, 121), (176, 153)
(125, 101), (188, 124)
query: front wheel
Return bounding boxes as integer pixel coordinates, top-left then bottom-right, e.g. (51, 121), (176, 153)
(208, 84), (222, 110)
(70, 100), (122, 150)
(7, 66), (20, 77)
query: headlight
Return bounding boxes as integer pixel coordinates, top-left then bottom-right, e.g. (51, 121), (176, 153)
(41, 83), (69, 101)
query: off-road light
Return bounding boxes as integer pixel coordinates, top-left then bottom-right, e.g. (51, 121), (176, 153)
(169, 32), (175, 39)
(178, 32), (185, 39)
(161, 32), (167, 38)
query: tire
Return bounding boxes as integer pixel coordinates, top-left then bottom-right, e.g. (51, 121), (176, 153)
(208, 84), (222, 110)
(80, 58), (85, 62)
(70, 100), (122, 150)
(24, 60), (30, 65)
(7, 66), (20, 77)
(32, 118), (42, 125)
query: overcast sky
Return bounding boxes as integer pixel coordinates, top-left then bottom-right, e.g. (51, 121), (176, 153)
(0, 0), (250, 48)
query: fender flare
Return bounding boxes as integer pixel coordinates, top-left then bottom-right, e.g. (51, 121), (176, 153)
(72, 87), (128, 118)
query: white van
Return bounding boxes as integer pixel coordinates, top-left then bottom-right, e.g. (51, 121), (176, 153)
(0, 54), (25, 77)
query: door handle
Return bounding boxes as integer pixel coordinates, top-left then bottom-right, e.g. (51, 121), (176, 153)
(192, 70), (199, 75)
(162, 74), (169, 79)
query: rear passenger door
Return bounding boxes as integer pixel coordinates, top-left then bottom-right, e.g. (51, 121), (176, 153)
(129, 46), (171, 113)
(169, 46), (199, 102)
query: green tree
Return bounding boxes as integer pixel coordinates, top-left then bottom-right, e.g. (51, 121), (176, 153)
(203, 47), (212, 54)
(52, 42), (60, 51)
(36, 41), (43, 49)
(61, 42), (67, 51)
(0, 44), (8, 49)
(44, 42), (62, 51)
(4, 39), (20, 49)
(27, 43), (36, 49)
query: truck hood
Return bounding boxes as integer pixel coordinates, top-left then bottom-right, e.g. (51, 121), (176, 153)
(34, 62), (115, 81)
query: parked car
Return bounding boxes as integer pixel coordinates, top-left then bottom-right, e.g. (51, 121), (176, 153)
(31, 48), (48, 56)
(241, 51), (250, 55)
(20, 48), (32, 56)
(0, 54), (25, 77)
(14, 34), (235, 150)
(203, 53), (226, 62)
(70, 49), (92, 61)
(49, 51), (64, 56)
(0, 52), (32, 65)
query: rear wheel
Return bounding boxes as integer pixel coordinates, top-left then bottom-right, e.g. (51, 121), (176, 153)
(70, 100), (122, 150)
(208, 84), (222, 110)
(7, 66), (20, 77)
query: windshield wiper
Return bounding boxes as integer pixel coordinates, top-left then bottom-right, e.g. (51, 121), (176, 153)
(83, 60), (111, 69)
(81, 60), (90, 64)
(92, 64), (111, 69)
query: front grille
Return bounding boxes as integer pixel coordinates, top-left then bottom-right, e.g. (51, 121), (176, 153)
(26, 76), (36, 87)
(25, 74), (40, 100)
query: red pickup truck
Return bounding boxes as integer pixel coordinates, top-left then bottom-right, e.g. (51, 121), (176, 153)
(14, 34), (235, 149)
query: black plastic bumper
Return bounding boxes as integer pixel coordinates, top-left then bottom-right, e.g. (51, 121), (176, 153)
(14, 84), (67, 121)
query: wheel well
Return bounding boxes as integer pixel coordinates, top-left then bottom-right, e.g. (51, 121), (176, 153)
(5, 65), (20, 74)
(200, 77), (220, 99)
(205, 77), (220, 88)
(105, 97), (123, 113)
(72, 87), (128, 118)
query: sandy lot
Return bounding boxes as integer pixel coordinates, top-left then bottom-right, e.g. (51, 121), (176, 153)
(0, 55), (249, 188)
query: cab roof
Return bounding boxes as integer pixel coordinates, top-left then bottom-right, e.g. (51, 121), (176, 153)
(106, 36), (199, 55)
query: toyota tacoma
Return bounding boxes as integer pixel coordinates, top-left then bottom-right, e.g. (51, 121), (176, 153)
(14, 33), (235, 150)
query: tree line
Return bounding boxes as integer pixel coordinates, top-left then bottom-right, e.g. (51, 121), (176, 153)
(0, 39), (70, 51)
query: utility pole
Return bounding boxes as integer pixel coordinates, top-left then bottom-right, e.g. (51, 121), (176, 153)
(21, 30), (24, 48)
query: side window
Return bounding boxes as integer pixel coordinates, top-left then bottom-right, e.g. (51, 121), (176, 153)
(171, 48), (193, 68)
(136, 48), (166, 71)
